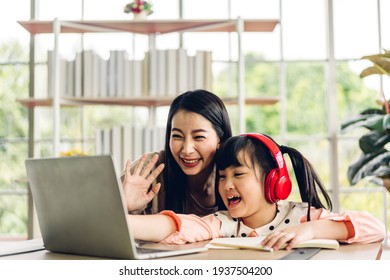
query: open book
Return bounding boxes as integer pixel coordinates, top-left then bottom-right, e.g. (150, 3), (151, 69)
(208, 237), (339, 252)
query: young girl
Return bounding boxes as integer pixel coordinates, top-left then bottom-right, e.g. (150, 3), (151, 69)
(127, 133), (385, 250)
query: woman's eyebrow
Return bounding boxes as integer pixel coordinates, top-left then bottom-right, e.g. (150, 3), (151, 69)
(171, 128), (183, 133)
(171, 128), (208, 133)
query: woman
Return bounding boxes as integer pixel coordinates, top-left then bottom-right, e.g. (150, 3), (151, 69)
(122, 89), (232, 215)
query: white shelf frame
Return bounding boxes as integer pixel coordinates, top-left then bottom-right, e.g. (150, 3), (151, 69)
(19, 18), (279, 156)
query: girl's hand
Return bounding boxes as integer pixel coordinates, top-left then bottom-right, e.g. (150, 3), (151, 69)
(261, 223), (316, 251)
(261, 220), (349, 250)
(122, 154), (165, 212)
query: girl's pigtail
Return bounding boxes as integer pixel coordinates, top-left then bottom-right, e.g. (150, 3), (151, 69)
(279, 145), (332, 221)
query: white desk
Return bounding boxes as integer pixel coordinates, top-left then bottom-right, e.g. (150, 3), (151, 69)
(0, 239), (383, 260)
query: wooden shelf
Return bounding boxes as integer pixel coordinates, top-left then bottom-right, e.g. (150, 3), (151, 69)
(17, 96), (279, 108)
(223, 96), (279, 105)
(17, 98), (80, 108)
(18, 19), (279, 35)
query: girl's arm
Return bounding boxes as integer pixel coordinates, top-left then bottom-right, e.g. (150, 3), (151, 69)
(261, 220), (349, 250)
(127, 214), (177, 242)
(127, 211), (222, 244)
(261, 208), (386, 250)
(310, 208), (386, 244)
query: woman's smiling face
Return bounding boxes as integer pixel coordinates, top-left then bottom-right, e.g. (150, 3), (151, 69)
(169, 110), (220, 176)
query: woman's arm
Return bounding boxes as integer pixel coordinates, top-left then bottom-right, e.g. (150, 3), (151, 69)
(122, 153), (165, 212)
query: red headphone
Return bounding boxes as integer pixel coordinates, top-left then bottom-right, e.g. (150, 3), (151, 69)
(242, 133), (292, 203)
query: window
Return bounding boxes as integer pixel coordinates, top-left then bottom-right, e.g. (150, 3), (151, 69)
(0, 0), (388, 239)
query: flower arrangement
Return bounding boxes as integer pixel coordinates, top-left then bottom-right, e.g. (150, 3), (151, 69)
(124, 1), (153, 15)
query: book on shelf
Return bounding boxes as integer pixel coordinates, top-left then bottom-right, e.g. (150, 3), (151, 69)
(116, 50), (129, 97)
(208, 237), (340, 252)
(121, 126), (133, 165)
(102, 128), (111, 155)
(177, 48), (189, 94)
(47, 50), (65, 98)
(82, 50), (95, 98)
(110, 126), (123, 170)
(123, 58), (133, 98)
(96, 125), (165, 171)
(187, 54), (195, 91)
(59, 57), (68, 97)
(156, 49), (167, 97)
(133, 60), (143, 97)
(95, 129), (103, 155)
(203, 50), (212, 91)
(152, 126), (166, 152)
(47, 50), (54, 98)
(47, 47), (213, 99)
(166, 49), (177, 96)
(107, 50), (117, 97)
(96, 54), (107, 98)
(131, 125), (144, 161)
(194, 50), (212, 91)
(145, 49), (157, 97)
(74, 52), (83, 98)
(142, 126), (153, 154)
(65, 59), (75, 97)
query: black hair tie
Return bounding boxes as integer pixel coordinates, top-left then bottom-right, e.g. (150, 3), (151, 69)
(279, 145), (288, 154)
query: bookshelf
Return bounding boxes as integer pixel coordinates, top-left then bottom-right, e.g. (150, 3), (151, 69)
(18, 96), (279, 108)
(18, 18), (279, 156)
(18, 19), (278, 34)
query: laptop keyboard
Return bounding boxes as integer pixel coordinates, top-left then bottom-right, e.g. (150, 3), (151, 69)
(136, 246), (168, 254)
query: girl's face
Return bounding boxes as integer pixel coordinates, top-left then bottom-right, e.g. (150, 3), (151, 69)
(218, 151), (275, 228)
(169, 110), (220, 176)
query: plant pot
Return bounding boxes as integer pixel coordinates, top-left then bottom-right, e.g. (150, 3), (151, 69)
(133, 11), (149, 20)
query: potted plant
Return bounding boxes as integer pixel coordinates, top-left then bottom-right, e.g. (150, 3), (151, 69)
(124, 1), (153, 19)
(341, 49), (390, 192)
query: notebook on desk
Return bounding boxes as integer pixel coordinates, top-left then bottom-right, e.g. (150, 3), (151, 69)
(25, 155), (207, 259)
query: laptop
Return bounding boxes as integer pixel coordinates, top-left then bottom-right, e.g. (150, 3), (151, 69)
(25, 155), (207, 259)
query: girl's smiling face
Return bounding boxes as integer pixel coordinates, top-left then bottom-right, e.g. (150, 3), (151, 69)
(218, 150), (276, 228)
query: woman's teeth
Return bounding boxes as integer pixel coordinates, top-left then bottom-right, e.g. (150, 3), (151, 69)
(183, 159), (198, 163)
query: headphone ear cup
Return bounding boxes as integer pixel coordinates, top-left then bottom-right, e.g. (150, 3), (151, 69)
(265, 169), (279, 203)
(275, 175), (292, 201)
(265, 169), (292, 203)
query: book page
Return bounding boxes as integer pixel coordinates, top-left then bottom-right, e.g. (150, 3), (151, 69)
(208, 237), (339, 252)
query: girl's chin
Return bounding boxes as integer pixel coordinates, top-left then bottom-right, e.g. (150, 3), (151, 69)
(227, 207), (243, 218)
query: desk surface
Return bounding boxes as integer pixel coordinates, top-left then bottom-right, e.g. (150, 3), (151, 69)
(0, 239), (383, 260)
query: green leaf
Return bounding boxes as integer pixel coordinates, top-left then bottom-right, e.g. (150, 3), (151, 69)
(374, 165), (390, 178)
(383, 115), (390, 130)
(360, 51), (390, 78)
(340, 114), (385, 133)
(347, 149), (390, 185)
(359, 131), (390, 153)
(360, 66), (383, 78)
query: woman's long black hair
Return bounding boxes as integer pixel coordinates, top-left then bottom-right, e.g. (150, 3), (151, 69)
(164, 90), (232, 213)
(215, 134), (332, 221)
